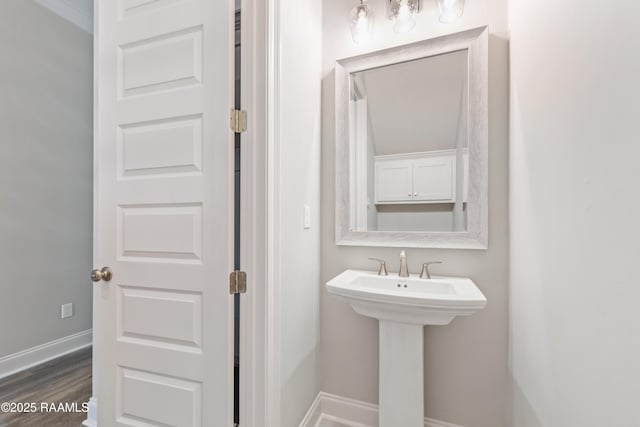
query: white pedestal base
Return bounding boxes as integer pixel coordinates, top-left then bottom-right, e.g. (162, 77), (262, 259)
(378, 320), (424, 427)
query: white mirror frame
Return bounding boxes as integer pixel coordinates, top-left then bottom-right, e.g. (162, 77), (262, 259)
(335, 26), (488, 249)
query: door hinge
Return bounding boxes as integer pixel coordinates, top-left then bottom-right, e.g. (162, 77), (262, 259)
(230, 109), (247, 133)
(229, 270), (247, 295)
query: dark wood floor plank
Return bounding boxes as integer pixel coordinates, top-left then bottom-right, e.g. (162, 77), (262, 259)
(0, 348), (92, 427)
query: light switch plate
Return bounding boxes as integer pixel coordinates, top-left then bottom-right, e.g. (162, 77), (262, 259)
(61, 303), (73, 319)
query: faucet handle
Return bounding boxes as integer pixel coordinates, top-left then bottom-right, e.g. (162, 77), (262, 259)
(368, 258), (388, 276)
(419, 261), (442, 279)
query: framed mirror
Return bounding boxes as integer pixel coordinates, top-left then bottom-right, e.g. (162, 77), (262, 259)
(335, 26), (488, 249)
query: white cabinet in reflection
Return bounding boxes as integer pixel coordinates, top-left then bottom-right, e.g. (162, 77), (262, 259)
(374, 150), (467, 204)
(374, 160), (413, 202)
(412, 156), (455, 201)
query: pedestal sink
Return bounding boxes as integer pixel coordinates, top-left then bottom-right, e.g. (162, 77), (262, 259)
(326, 270), (487, 427)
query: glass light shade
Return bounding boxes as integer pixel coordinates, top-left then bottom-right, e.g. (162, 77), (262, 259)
(437, 0), (465, 23)
(349, 1), (374, 44)
(388, 0), (419, 33)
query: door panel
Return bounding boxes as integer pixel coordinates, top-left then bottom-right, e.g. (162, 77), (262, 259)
(118, 115), (203, 177)
(413, 157), (455, 201)
(375, 160), (412, 202)
(118, 367), (202, 426)
(96, 0), (233, 425)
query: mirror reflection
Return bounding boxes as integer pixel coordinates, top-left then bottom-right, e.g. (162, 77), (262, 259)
(349, 49), (469, 233)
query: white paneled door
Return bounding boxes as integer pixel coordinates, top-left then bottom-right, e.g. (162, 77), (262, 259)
(95, 0), (234, 426)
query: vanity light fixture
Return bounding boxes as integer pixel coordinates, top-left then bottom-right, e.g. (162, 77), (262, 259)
(437, 0), (465, 23)
(388, 0), (420, 33)
(349, 0), (375, 44)
(350, 0), (464, 44)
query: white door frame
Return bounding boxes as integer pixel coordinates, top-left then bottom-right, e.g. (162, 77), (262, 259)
(238, 0), (283, 425)
(224, 0), (281, 424)
(86, 0), (277, 425)
(85, 1), (100, 421)
(237, 0), (275, 425)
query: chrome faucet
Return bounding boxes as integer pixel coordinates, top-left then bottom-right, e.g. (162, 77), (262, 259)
(368, 258), (388, 276)
(398, 250), (409, 277)
(419, 261), (442, 279)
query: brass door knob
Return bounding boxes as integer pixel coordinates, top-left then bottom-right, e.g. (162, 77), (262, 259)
(91, 267), (113, 282)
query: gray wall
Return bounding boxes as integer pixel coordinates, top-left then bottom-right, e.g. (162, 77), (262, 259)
(509, 0), (640, 425)
(0, 0), (93, 358)
(321, 0), (510, 425)
(278, 0), (323, 425)
(376, 204), (457, 232)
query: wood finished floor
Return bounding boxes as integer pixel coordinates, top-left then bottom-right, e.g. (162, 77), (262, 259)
(0, 348), (92, 427)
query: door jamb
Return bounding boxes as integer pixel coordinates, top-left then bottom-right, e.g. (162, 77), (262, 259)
(239, 0), (279, 425)
(84, 0), (100, 424)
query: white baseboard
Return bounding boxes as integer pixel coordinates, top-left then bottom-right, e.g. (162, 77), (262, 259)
(0, 329), (92, 380)
(82, 397), (98, 427)
(300, 393), (324, 427)
(299, 392), (463, 427)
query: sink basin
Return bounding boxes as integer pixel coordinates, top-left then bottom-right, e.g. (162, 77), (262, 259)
(326, 269), (487, 427)
(326, 269), (487, 325)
